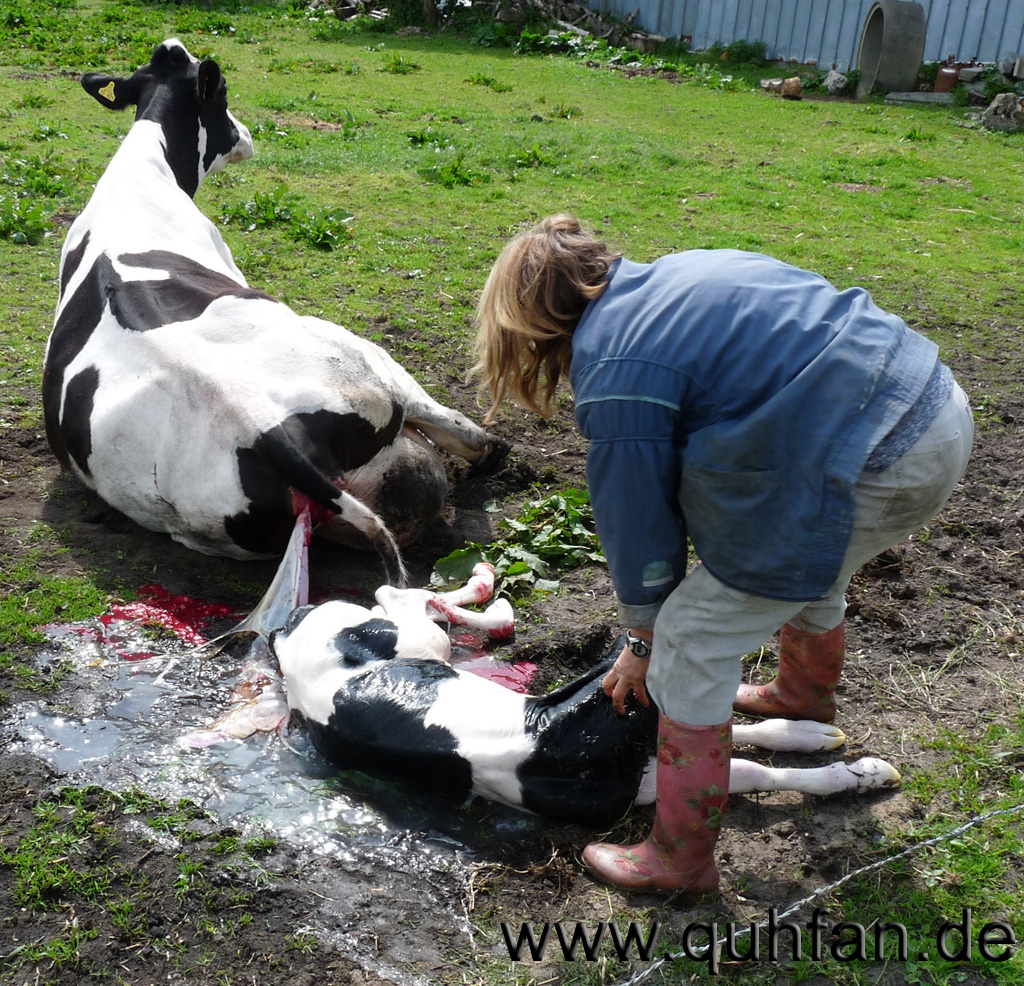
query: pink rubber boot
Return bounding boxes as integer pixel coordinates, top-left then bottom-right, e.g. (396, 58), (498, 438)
(734, 622), (845, 723)
(582, 716), (730, 893)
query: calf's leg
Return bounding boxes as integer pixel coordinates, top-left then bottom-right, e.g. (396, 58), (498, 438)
(728, 757), (901, 795)
(733, 717), (846, 752)
(634, 749), (902, 805)
(633, 717), (898, 805)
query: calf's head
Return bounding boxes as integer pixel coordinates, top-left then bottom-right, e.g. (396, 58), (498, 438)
(81, 38), (253, 196)
(271, 600), (453, 724)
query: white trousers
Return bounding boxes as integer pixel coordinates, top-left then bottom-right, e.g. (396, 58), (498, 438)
(645, 384), (974, 726)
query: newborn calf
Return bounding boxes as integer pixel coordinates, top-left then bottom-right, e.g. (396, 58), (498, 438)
(271, 580), (900, 827)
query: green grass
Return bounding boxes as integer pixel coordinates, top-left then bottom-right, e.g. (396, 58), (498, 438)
(0, 786), (212, 912)
(0, 12), (1020, 411)
(0, 785), (271, 976)
(0, 549), (110, 646)
(0, 2), (1022, 982)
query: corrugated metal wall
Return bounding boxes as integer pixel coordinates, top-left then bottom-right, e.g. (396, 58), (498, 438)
(589, 0), (1024, 72)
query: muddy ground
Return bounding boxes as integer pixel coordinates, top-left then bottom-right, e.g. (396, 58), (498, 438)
(1, 341), (1022, 985)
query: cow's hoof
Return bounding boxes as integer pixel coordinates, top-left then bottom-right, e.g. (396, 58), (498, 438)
(468, 436), (510, 475)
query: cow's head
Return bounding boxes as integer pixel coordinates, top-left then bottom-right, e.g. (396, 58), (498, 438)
(81, 38), (253, 197)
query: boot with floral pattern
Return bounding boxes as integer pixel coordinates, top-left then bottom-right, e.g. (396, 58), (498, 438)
(582, 716), (730, 892)
(734, 621), (845, 723)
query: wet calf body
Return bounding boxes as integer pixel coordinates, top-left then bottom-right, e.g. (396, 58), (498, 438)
(273, 603), (658, 827)
(271, 596), (901, 827)
(43, 39), (498, 584)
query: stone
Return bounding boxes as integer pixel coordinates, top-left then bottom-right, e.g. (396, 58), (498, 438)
(624, 31), (666, 54)
(981, 92), (1024, 132)
(1000, 52), (1024, 77)
(964, 83), (990, 107)
(957, 66), (984, 83)
(495, 3), (524, 25)
(761, 77), (803, 99)
(824, 68), (847, 95)
(884, 91), (954, 106)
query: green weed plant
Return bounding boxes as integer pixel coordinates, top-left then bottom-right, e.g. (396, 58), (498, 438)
(464, 72), (512, 92)
(419, 149), (490, 187)
(379, 50), (420, 74)
(220, 182), (353, 248)
(433, 488), (604, 597)
(0, 191), (46, 243)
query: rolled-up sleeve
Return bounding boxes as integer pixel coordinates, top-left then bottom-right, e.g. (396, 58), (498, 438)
(577, 390), (688, 630)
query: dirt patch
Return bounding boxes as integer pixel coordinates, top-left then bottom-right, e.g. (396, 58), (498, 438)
(836, 182), (884, 193)
(2, 352), (1023, 983)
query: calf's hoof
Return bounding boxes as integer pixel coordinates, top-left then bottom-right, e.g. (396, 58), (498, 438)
(734, 718), (847, 753)
(840, 757), (902, 792)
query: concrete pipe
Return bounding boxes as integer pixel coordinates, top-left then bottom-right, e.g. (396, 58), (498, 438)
(856, 1), (927, 97)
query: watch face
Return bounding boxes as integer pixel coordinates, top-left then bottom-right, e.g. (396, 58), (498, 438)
(628, 636), (650, 658)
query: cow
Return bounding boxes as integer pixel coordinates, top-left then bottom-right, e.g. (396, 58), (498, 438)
(43, 39), (502, 587)
(192, 508), (901, 829)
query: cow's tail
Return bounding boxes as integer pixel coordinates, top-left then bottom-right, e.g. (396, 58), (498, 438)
(255, 425), (408, 588)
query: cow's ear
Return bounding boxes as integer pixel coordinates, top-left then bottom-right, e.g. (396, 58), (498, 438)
(81, 73), (139, 110)
(196, 60), (223, 105)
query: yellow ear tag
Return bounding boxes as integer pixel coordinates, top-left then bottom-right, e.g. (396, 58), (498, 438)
(98, 81), (116, 102)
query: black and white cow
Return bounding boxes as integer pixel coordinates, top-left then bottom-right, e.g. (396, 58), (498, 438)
(43, 39), (500, 585)
(269, 586), (901, 828)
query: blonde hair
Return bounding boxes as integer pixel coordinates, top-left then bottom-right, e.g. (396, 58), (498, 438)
(472, 214), (619, 423)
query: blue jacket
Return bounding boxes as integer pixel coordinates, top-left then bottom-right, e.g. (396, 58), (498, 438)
(569, 252), (940, 627)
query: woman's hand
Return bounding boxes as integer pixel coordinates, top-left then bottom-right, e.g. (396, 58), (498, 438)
(602, 636), (652, 715)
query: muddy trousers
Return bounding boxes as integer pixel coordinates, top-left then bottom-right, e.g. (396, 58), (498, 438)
(646, 383), (974, 726)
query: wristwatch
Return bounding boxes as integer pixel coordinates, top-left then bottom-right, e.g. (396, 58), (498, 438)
(626, 633), (651, 659)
